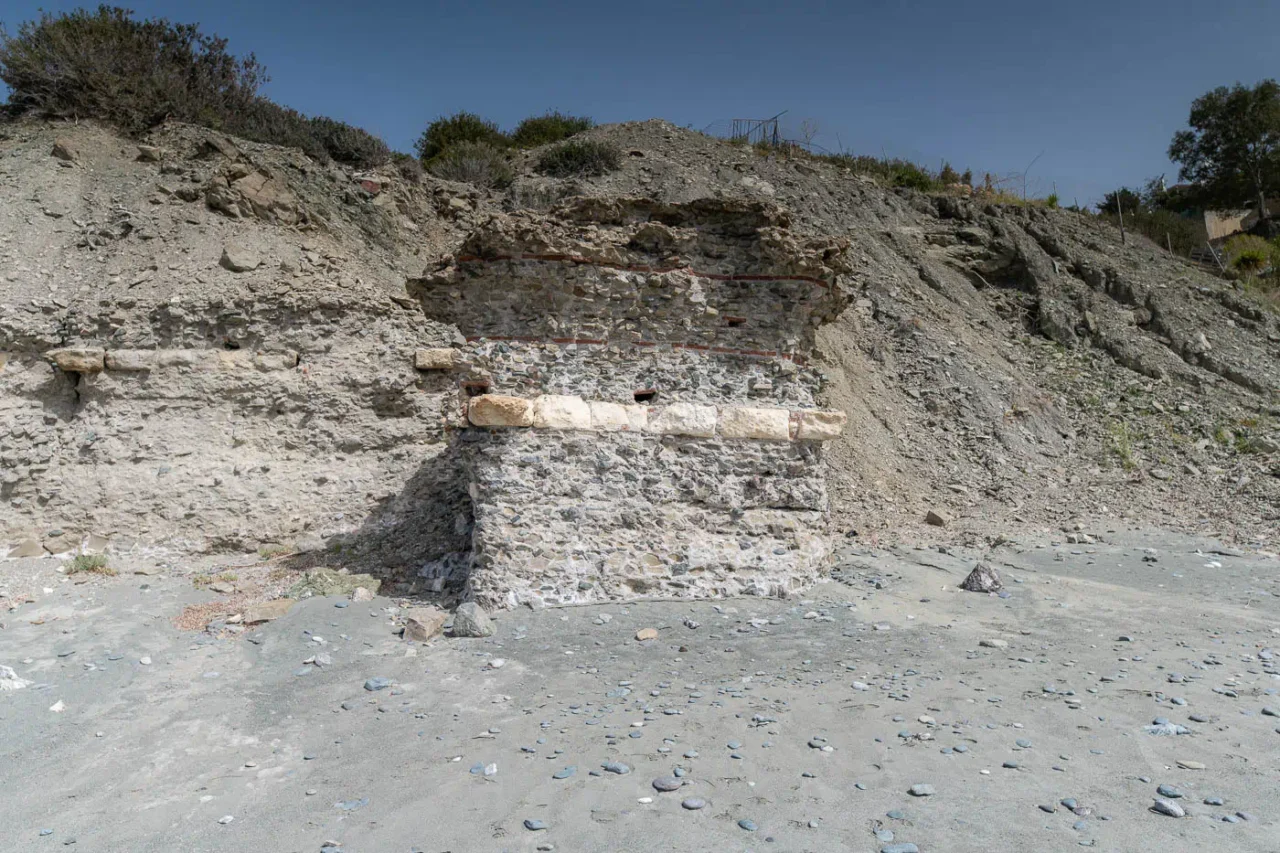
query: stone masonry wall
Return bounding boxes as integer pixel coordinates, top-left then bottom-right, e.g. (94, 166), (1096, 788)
(463, 429), (829, 609)
(413, 198), (854, 608)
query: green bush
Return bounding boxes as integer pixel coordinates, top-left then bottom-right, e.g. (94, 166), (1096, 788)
(1046, 193), (1060, 208)
(535, 139), (621, 177)
(415, 112), (507, 162)
(0, 7), (393, 167)
(67, 553), (114, 575)
(306, 115), (390, 168)
(428, 141), (513, 188)
(511, 112), (593, 148)
(0, 5), (264, 133)
(391, 151), (423, 183)
(222, 98), (326, 159)
(815, 153), (942, 191)
(1225, 234), (1274, 272)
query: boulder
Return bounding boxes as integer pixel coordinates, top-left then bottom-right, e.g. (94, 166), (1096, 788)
(452, 601), (495, 637)
(960, 562), (1003, 592)
(468, 394), (533, 427)
(404, 607), (448, 642)
(220, 244), (261, 273)
(51, 138), (78, 161)
(925, 509), (950, 527)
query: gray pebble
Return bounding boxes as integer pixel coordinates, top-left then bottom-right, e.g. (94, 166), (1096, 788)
(681, 797), (707, 810)
(552, 767), (576, 780)
(523, 819), (548, 831)
(652, 776), (682, 792)
(737, 818), (758, 831)
(908, 784), (935, 797)
(1203, 796), (1224, 806)
(602, 762), (630, 774)
(363, 677), (392, 691)
(881, 844), (919, 853)
(1156, 784), (1182, 799)
(1152, 798), (1184, 818)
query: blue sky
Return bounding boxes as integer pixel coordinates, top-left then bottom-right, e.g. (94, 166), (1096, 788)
(1, 0), (1277, 205)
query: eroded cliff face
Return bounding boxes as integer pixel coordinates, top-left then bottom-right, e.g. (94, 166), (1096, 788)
(2, 117), (1277, 594)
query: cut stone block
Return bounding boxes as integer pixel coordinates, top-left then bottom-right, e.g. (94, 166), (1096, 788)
(468, 394), (534, 427)
(589, 401), (647, 431)
(718, 406), (790, 440)
(414, 348), (456, 370)
(105, 350), (155, 371)
(795, 410), (847, 441)
(646, 403), (717, 437)
(531, 395), (591, 430)
(45, 348), (105, 374)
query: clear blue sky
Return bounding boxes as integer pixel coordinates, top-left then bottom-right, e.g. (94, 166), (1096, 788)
(2, 0), (1277, 205)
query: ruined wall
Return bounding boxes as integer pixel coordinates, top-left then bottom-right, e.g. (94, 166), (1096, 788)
(464, 428), (829, 609)
(414, 198), (852, 607)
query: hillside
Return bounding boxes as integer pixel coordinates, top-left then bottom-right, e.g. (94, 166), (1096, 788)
(1, 117), (1277, 576)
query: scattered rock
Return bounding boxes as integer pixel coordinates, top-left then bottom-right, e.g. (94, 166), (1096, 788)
(635, 627), (659, 641)
(363, 677), (392, 691)
(979, 638), (1008, 649)
(924, 509), (950, 527)
(220, 244), (261, 273)
(403, 607), (447, 642)
(452, 601), (495, 638)
(242, 599), (295, 625)
(51, 138), (78, 161)
(0, 665), (32, 691)
(1152, 798), (1185, 818)
(960, 562), (1003, 592)
(908, 783), (935, 797)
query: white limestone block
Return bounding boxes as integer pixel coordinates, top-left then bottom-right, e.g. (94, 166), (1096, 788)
(717, 406), (791, 440)
(468, 394), (534, 427)
(646, 402), (717, 437)
(532, 395), (591, 430)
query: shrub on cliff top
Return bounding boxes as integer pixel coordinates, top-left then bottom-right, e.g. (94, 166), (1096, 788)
(0, 5), (263, 132)
(535, 139), (621, 178)
(415, 112), (508, 162)
(511, 112), (594, 148)
(0, 6), (391, 168)
(428, 141), (514, 188)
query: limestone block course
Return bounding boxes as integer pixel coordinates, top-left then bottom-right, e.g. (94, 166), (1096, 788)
(795, 410), (847, 441)
(718, 406), (791, 440)
(104, 350), (155, 371)
(468, 394), (534, 427)
(45, 348), (105, 373)
(646, 402), (717, 437)
(589, 401), (647, 431)
(531, 395), (591, 430)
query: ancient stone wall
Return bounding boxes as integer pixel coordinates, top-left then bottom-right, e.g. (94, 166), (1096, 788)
(414, 198), (852, 607)
(463, 428), (830, 609)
